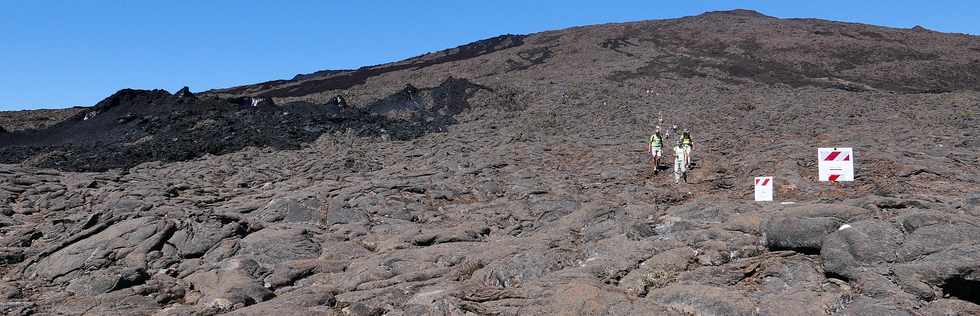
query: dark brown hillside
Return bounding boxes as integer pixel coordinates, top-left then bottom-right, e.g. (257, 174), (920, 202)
(211, 9), (980, 105)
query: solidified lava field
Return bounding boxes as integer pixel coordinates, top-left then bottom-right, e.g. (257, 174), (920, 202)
(0, 9), (978, 316)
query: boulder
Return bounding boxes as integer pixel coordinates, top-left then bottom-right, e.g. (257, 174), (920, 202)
(620, 247), (693, 296)
(264, 259), (321, 289)
(763, 216), (840, 252)
(167, 221), (243, 258)
(237, 225), (321, 267)
(475, 250), (567, 289)
(895, 212), (980, 260)
(648, 284), (756, 316)
(325, 205), (369, 226)
(850, 272), (918, 304)
(757, 290), (843, 316)
(49, 289), (160, 316)
(30, 217), (166, 281)
(820, 220), (904, 280)
(753, 256), (826, 293)
(921, 299), (980, 316)
(411, 225), (490, 246)
(186, 258), (275, 309)
(65, 267), (147, 296)
(319, 241), (372, 273)
(893, 243), (980, 301)
(226, 287), (336, 315)
(840, 296), (913, 316)
(521, 280), (679, 315)
(251, 196), (322, 224)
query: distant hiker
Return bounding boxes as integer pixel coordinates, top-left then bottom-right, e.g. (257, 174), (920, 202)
(673, 139), (688, 184)
(665, 124), (678, 141)
(404, 84), (419, 96)
(83, 111), (99, 121)
(647, 126), (665, 173)
(333, 95), (347, 107)
(681, 129), (693, 169)
(250, 97), (275, 107)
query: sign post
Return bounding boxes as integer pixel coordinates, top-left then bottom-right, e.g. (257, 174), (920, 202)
(754, 176), (774, 201)
(818, 148), (854, 182)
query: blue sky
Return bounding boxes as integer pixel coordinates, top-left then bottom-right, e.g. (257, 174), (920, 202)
(1, 1), (977, 110)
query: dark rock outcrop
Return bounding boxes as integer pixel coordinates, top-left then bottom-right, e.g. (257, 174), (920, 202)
(174, 86), (195, 100)
(0, 77), (487, 171)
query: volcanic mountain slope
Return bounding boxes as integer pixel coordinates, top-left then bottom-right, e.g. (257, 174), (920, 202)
(213, 9), (980, 100)
(1, 9), (980, 316)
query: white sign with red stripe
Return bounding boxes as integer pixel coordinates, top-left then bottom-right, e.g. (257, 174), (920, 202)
(818, 148), (854, 182)
(754, 176), (774, 201)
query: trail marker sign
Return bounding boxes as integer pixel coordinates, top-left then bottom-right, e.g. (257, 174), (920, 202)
(818, 148), (854, 182)
(754, 176), (774, 201)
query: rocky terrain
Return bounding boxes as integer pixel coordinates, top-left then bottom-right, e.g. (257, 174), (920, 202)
(1, 9), (979, 315)
(0, 108), (85, 132)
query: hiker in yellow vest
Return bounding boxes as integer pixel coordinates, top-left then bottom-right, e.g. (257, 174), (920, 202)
(647, 126), (665, 173)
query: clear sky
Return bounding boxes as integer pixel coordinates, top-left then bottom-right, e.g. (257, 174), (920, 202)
(2, 1), (977, 110)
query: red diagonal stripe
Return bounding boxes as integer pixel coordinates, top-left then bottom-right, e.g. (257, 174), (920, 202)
(843, 154), (850, 161)
(762, 178), (770, 186)
(824, 151), (841, 161)
(755, 179), (759, 185)
(829, 174), (841, 182)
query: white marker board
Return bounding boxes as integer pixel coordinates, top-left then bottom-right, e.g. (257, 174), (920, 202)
(754, 176), (774, 201)
(818, 148), (854, 182)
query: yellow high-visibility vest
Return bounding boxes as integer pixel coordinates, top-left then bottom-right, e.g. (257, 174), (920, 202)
(649, 134), (663, 148)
